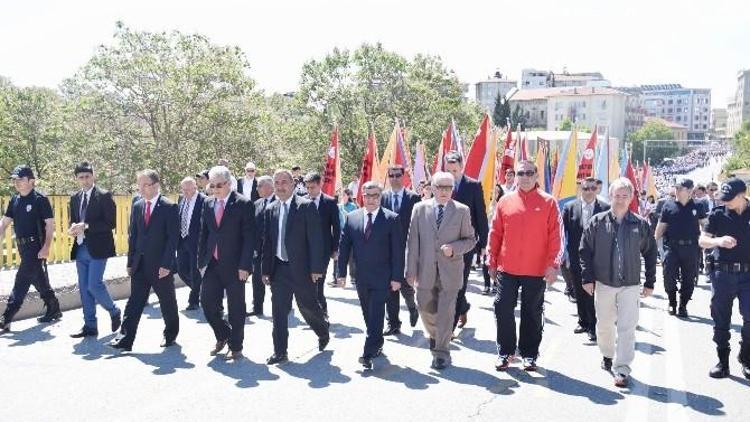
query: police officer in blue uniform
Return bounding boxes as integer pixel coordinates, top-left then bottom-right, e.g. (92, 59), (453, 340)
(0, 165), (62, 332)
(655, 178), (707, 317)
(700, 177), (750, 379)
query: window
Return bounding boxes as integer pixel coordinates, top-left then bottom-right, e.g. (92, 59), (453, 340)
(676, 116), (681, 122)
(703, 124), (707, 129)
(601, 100), (607, 110)
(667, 108), (673, 113)
(668, 99), (673, 105)
(541, 111), (545, 119)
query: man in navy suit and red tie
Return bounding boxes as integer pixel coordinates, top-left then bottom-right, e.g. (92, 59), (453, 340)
(198, 166), (256, 361)
(110, 169), (180, 352)
(337, 181), (404, 369)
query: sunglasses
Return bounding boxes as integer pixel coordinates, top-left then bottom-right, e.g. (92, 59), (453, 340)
(245, 169), (256, 173)
(434, 185), (453, 191)
(388, 173), (403, 178)
(581, 186), (596, 192)
(516, 170), (536, 177)
(209, 181), (228, 189)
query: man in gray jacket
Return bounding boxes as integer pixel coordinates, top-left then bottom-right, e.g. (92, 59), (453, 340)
(580, 177), (657, 388)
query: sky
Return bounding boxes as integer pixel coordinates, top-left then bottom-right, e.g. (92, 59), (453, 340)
(1, 0), (748, 107)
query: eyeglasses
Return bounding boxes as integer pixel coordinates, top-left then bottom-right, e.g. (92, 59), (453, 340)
(434, 185), (453, 191)
(138, 182), (156, 189)
(581, 187), (596, 192)
(209, 181), (228, 189)
(363, 193), (381, 198)
(388, 173), (403, 178)
(516, 170), (536, 177)
(245, 169), (256, 173)
(709, 188), (718, 192)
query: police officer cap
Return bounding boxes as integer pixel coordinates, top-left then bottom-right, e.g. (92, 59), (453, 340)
(718, 177), (747, 202)
(10, 165), (35, 179)
(74, 161), (94, 175)
(674, 178), (694, 189)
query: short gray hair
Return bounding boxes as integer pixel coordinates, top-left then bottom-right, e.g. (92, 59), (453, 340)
(609, 177), (634, 196)
(257, 175), (273, 188)
(361, 181), (383, 193)
(208, 165), (231, 182)
(431, 171), (455, 186)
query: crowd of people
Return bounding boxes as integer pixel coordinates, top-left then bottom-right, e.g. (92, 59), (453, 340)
(1, 148), (748, 388)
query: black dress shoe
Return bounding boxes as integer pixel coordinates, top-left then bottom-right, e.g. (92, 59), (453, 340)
(709, 362), (730, 378)
(482, 287), (491, 295)
(185, 304), (199, 311)
(587, 330), (597, 342)
(359, 356), (373, 370)
(111, 311), (122, 332)
(37, 310), (62, 323)
(246, 310), (263, 317)
(383, 326), (401, 336)
(431, 357), (448, 370)
(601, 357), (613, 371)
(267, 353), (288, 365)
(573, 325), (587, 334)
(677, 306), (688, 318)
(70, 327), (98, 338)
(318, 335), (330, 351)
(160, 338), (176, 347)
(109, 339), (132, 352)
(409, 308), (419, 327)
(668, 305), (677, 316)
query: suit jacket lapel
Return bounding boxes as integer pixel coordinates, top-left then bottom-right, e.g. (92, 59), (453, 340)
(426, 199), (438, 232)
(438, 200), (456, 233)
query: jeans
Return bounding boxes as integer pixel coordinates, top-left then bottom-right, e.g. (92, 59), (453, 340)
(76, 244), (119, 329)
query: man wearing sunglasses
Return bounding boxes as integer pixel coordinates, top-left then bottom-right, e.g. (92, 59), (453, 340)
(489, 160), (562, 372)
(238, 161), (260, 202)
(562, 177), (610, 343)
(381, 165), (421, 335)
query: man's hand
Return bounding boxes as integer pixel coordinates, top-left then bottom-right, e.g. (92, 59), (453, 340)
(331, 251), (338, 260)
(158, 267), (170, 279)
(582, 282), (595, 296)
(38, 247), (50, 260)
(68, 223), (85, 236)
(407, 275), (417, 287)
(262, 275), (270, 285)
(337, 277), (346, 288)
(716, 236), (738, 249)
(441, 244), (454, 257)
(311, 273), (322, 283)
(238, 270), (250, 282)
(543, 266), (558, 285)
(641, 287), (654, 298)
(390, 281), (401, 291)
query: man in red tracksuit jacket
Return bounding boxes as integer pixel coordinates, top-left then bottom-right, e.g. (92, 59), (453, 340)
(488, 160), (562, 372)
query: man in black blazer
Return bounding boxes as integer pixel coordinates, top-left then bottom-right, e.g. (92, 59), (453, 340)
(198, 166), (256, 361)
(248, 175), (275, 317)
(110, 169), (180, 352)
(68, 162), (121, 338)
(338, 181), (404, 369)
(563, 177), (610, 342)
(237, 161), (260, 202)
(304, 171), (341, 318)
(262, 169), (330, 365)
(444, 151), (489, 330)
(380, 165), (420, 335)
(177, 177), (206, 311)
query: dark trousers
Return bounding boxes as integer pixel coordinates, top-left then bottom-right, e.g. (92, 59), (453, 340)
(3, 246), (56, 321)
(251, 257), (266, 314)
(271, 259), (329, 355)
(561, 262), (575, 295)
(119, 265), (179, 348)
(710, 270), (750, 350)
(452, 252), (474, 328)
(663, 245), (699, 303)
(385, 281), (416, 329)
(201, 260), (246, 352)
(494, 272), (546, 358)
(357, 285), (389, 358)
(571, 262), (596, 331)
(315, 259), (331, 315)
(176, 240), (201, 306)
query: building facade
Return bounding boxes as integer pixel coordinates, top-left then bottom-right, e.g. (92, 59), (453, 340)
(711, 108), (728, 140)
(475, 71), (517, 112)
(640, 84), (712, 140)
(521, 68), (609, 89)
(727, 69), (750, 138)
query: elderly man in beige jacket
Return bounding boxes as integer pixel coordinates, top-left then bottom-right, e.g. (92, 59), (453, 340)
(406, 171), (477, 370)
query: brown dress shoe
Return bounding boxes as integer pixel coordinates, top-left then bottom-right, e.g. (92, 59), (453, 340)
(210, 340), (228, 356)
(457, 313), (468, 329)
(224, 350), (244, 361)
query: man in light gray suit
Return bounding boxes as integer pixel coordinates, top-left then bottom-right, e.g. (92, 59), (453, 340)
(406, 171), (476, 370)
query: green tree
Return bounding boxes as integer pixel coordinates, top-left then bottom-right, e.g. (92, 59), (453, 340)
(726, 120), (750, 171)
(558, 116), (573, 131)
(629, 120), (678, 164)
(493, 94), (510, 128)
(510, 105), (527, 130)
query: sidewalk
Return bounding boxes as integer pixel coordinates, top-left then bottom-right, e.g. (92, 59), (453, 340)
(0, 256), (185, 320)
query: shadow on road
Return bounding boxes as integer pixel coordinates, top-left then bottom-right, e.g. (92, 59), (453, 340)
(509, 369), (625, 405)
(208, 355), (280, 388)
(3, 323), (56, 346)
(635, 341), (666, 355)
(627, 376), (726, 416)
(129, 344), (196, 375)
(433, 364), (519, 394)
(361, 355), (439, 390)
(72, 333), (117, 360)
(278, 350), (351, 388)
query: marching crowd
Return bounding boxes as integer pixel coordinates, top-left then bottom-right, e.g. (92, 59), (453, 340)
(1, 149), (749, 389)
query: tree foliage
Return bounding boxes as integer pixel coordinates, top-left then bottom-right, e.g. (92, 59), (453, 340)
(628, 120), (679, 164)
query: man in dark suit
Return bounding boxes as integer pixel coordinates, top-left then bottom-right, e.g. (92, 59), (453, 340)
(338, 181), (404, 369)
(380, 165), (420, 335)
(444, 151), (489, 330)
(177, 176), (206, 311)
(237, 161), (260, 202)
(110, 169), (180, 352)
(68, 162), (121, 338)
(198, 166), (255, 361)
(248, 175), (275, 317)
(304, 171), (341, 318)
(563, 176), (610, 342)
(262, 169), (330, 365)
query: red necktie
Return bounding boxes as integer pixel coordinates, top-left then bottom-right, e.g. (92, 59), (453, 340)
(213, 199), (225, 260)
(365, 212), (373, 240)
(144, 201), (152, 226)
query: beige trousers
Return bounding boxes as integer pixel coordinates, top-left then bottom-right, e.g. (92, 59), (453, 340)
(594, 283), (640, 376)
(416, 279), (459, 361)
